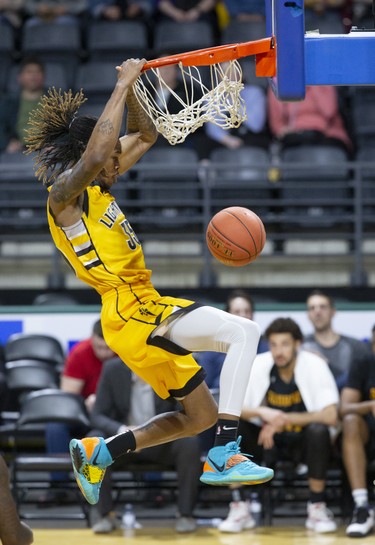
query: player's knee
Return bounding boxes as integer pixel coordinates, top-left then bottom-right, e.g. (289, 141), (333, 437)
(194, 404), (217, 434)
(224, 317), (260, 346)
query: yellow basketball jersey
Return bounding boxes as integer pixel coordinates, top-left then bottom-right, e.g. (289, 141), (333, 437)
(47, 185), (152, 295)
(47, 184), (203, 399)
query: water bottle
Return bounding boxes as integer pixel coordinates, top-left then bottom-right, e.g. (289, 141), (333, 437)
(250, 493), (262, 514)
(121, 503), (136, 530)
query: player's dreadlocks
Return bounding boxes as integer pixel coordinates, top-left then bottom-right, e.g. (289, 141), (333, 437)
(25, 87), (98, 185)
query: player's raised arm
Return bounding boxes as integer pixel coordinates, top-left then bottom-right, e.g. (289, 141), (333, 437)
(50, 59), (146, 210)
(117, 85), (158, 174)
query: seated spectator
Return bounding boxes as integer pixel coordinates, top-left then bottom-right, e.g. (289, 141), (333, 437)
(0, 0), (25, 31)
(267, 85), (353, 158)
(303, 290), (371, 391)
(0, 454), (34, 545)
(204, 62), (269, 152)
(40, 318), (115, 503)
(24, 0), (87, 26)
(340, 348), (375, 537)
(88, 0), (153, 22)
(156, 0), (218, 35)
(0, 56), (45, 153)
(89, 357), (202, 534)
(218, 317), (339, 534)
(223, 0), (265, 22)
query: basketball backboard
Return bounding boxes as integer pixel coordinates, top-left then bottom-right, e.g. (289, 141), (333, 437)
(266, 0), (375, 101)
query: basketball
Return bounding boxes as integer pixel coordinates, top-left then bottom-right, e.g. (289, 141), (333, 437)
(206, 207), (266, 267)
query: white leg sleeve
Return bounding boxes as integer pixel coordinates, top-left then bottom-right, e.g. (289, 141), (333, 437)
(163, 306), (261, 416)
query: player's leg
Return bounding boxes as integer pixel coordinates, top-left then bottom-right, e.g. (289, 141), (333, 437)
(70, 382), (216, 504)
(69, 305), (271, 503)
(161, 305), (273, 485)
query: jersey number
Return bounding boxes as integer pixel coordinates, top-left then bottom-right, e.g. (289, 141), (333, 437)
(120, 219), (140, 250)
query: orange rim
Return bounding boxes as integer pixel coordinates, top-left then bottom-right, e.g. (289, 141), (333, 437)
(142, 37), (275, 70)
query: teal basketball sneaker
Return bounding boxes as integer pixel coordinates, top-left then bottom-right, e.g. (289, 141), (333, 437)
(200, 437), (274, 486)
(69, 437), (113, 505)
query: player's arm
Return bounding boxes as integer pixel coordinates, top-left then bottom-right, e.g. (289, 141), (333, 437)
(284, 403), (338, 427)
(118, 86), (157, 173)
(49, 59), (146, 215)
(0, 455), (33, 545)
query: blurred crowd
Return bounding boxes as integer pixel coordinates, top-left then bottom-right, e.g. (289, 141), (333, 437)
(1, 0), (374, 160)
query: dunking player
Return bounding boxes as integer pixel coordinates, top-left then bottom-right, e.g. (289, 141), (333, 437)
(25, 58), (273, 505)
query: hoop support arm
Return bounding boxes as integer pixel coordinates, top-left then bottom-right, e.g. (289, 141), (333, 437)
(142, 37), (275, 71)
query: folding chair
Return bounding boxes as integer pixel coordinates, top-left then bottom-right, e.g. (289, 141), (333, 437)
(10, 389), (91, 524)
(4, 333), (65, 371)
(209, 146), (273, 217)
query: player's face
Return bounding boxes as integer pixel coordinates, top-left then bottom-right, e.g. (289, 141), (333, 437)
(268, 333), (300, 369)
(97, 141), (121, 189)
(307, 294), (335, 332)
(228, 297), (253, 320)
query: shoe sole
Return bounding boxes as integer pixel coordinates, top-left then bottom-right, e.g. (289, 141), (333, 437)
(346, 529), (373, 537)
(200, 471), (274, 486)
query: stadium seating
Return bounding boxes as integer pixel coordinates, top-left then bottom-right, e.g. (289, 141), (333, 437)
(87, 20), (149, 63)
(209, 146), (274, 217)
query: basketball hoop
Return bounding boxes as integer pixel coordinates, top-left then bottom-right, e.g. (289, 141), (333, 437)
(133, 38), (275, 145)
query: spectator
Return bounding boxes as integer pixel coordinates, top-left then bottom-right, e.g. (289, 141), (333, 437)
(0, 454), (34, 545)
(303, 289), (371, 391)
(0, 56), (45, 153)
(219, 317), (339, 534)
(0, 0), (25, 31)
(267, 85), (353, 158)
(88, 0), (153, 21)
(204, 61), (269, 153)
(340, 349), (375, 537)
(90, 357), (202, 534)
(24, 0), (87, 26)
(223, 0), (265, 21)
(156, 0), (219, 35)
(40, 319), (115, 503)
(371, 324), (375, 355)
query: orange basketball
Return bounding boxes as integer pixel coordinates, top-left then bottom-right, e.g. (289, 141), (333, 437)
(206, 206), (266, 267)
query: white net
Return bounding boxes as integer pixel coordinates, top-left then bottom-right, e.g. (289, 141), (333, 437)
(133, 60), (247, 146)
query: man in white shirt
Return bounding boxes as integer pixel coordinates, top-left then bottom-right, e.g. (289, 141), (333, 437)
(219, 317), (340, 534)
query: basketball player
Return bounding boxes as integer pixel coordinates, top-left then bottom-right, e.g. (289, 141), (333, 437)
(25, 58), (273, 506)
(0, 454), (33, 545)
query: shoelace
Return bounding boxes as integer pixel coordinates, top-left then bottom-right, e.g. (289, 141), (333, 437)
(225, 436), (257, 468)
